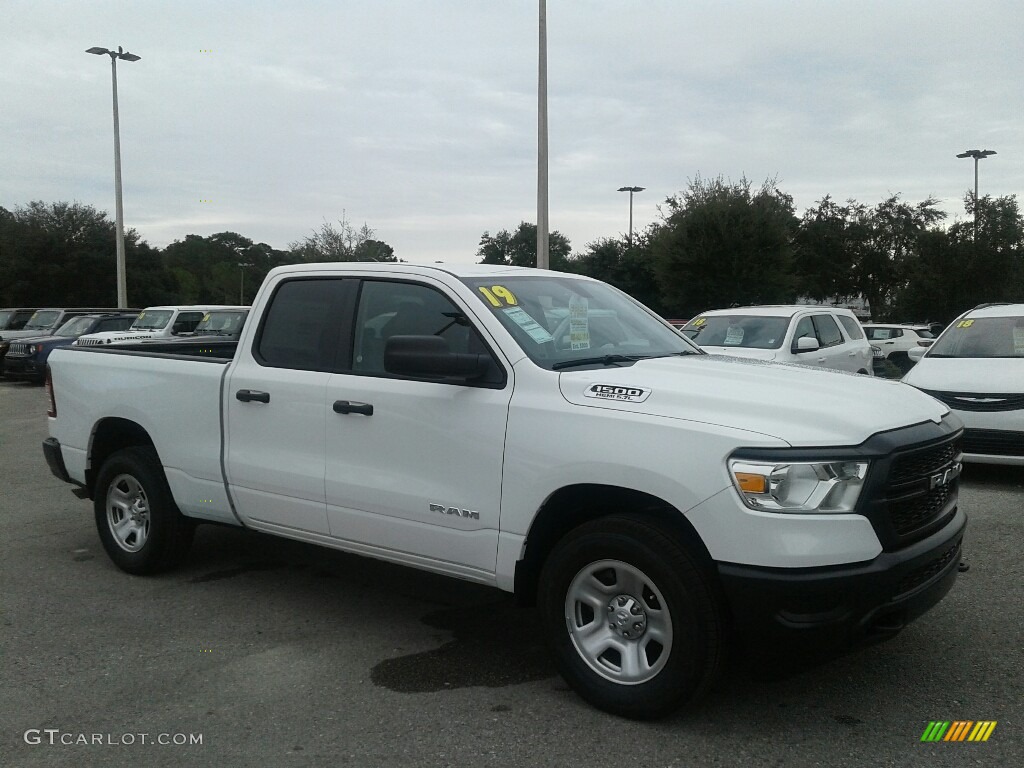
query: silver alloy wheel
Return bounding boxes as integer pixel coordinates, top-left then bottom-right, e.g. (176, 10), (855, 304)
(564, 558), (673, 685)
(105, 473), (151, 553)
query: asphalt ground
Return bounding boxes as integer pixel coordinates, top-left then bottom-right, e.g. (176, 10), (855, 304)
(1, 376), (1021, 768)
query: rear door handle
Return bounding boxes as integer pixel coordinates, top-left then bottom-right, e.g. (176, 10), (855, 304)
(333, 400), (373, 416)
(236, 389), (270, 403)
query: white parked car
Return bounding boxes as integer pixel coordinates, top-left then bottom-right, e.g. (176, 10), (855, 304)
(682, 305), (874, 374)
(903, 303), (1024, 465)
(74, 305), (248, 346)
(863, 324), (935, 373)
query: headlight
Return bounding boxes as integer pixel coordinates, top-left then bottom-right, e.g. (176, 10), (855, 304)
(729, 459), (869, 513)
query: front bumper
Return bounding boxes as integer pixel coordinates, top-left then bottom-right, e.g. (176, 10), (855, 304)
(2, 355), (42, 380)
(718, 506), (966, 645)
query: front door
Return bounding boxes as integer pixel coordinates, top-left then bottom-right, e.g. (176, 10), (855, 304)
(323, 277), (513, 579)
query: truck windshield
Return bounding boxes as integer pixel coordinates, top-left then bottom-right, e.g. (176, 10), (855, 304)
(55, 317), (96, 337)
(23, 310), (61, 331)
(129, 310), (173, 331)
(461, 275), (700, 370)
(682, 314), (791, 349)
(927, 317), (1024, 358)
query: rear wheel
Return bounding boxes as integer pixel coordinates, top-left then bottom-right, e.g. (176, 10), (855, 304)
(94, 447), (194, 574)
(538, 515), (724, 719)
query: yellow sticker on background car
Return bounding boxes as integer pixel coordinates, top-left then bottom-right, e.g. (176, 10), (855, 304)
(692, 317), (706, 327)
(956, 319), (974, 328)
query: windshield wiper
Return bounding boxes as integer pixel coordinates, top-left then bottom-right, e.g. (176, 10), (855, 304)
(552, 354), (649, 370)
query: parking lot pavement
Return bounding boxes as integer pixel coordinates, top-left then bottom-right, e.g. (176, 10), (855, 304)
(1, 377), (1022, 767)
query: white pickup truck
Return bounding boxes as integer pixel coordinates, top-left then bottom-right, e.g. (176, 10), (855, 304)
(43, 263), (966, 719)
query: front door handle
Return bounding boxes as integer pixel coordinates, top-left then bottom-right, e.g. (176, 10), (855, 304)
(333, 400), (373, 416)
(236, 389), (270, 403)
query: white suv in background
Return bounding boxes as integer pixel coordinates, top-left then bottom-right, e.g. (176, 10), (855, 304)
(863, 324), (935, 373)
(74, 305), (247, 346)
(903, 303), (1024, 465)
(682, 305), (873, 374)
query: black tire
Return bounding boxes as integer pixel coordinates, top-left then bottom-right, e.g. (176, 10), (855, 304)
(94, 446), (195, 575)
(538, 515), (724, 719)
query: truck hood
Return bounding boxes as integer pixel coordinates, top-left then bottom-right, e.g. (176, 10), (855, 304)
(558, 354), (949, 446)
(75, 330), (160, 345)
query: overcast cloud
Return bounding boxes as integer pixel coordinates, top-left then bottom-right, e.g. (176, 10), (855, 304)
(2, 0), (1021, 264)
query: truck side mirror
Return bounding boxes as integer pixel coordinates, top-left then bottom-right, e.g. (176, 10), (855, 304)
(384, 335), (489, 380)
(793, 336), (820, 353)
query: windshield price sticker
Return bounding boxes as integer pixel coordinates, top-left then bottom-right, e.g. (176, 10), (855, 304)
(503, 306), (553, 344)
(569, 294), (590, 350)
(585, 384), (652, 403)
(956, 319), (974, 328)
(479, 285), (518, 307)
(692, 317), (706, 327)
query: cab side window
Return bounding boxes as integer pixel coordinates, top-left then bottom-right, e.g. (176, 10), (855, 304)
(812, 314), (844, 348)
(256, 279), (348, 371)
(352, 280), (497, 383)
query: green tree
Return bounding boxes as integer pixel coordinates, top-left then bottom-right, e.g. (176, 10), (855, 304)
(163, 232), (288, 304)
(0, 201), (167, 307)
(289, 215), (396, 262)
(853, 195), (945, 320)
(648, 176), (798, 318)
(793, 196), (867, 303)
(476, 221), (572, 270)
(567, 235), (666, 315)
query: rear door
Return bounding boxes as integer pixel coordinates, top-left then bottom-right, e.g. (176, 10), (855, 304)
(812, 313), (855, 372)
(323, 277), (512, 578)
(225, 278), (353, 535)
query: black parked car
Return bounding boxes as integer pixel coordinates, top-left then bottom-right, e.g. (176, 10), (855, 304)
(3, 312), (139, 383)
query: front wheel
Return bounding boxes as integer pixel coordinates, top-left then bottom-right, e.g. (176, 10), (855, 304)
(94, 447), (195, 575)
(538, 515), (725, 719)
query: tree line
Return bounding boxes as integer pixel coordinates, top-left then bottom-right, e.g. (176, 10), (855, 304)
(0, 205), (396, 308)
(3, 178), (1022, 323)
(479, 176), (1024, 323)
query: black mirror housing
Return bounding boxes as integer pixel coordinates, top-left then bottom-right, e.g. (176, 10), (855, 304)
(384, 335), (489, 380)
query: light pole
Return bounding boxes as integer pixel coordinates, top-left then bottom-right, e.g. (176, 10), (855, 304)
(537, 0), (549, 269)
(86, 45), (140, 309)
(238, 263), (251, 305)
(956, 148), (996, 239)
(617, 186), (644, 247)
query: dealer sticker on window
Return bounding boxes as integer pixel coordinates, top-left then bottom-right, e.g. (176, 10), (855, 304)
(584, 384), (652, 403)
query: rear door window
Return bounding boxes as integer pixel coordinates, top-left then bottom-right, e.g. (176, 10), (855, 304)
(812, 314), (844, 348)
(256, 279), (351, 371)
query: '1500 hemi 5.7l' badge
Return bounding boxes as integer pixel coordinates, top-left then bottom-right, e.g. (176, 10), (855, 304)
(584, 384), (652, 403)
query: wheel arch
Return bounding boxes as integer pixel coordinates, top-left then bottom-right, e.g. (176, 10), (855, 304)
(514, 484), (715, 606)
(86, 418), (157, 499)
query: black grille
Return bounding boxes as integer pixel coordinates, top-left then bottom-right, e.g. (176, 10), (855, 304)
(890, 440), (959, 486)
(920, 389), (1024, 413)
(889, 485), (952, 536)
(896, 541), (961, 597)
(963, 429), (1024, 457)
(879, 434), (961, 544)
(7, 342), (29, 356)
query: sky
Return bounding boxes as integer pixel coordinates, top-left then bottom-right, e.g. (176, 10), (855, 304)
(2, 0), (1022, 264)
